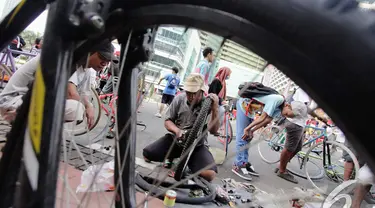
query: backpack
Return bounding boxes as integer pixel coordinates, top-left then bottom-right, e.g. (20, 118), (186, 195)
(238, 82), (279, 99)
(167, 75), (179, 89)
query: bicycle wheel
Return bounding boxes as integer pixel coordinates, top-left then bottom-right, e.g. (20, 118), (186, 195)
(174, 98), (212, 181)
(217, 115), (233, 145)
(1, 0), (374, 207)
(63, 87), (101, 136)
(303, 140), (360, 195)
(257, 125), (284, 164)
(286, 152), (324, 180)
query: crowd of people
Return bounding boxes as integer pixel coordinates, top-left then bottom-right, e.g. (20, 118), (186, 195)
(145, 46), (374, 206)
(0, 36), (373, 206)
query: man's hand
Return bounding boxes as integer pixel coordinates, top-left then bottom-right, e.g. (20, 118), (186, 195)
(242, 126), (253, 140)
(208, 93), (219, 110)
(1, 109), (17, 123)
(175, 128), (183, 139)
(86, 105), (95, 129)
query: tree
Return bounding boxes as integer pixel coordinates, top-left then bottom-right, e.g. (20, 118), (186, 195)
(20, 30), (42, 50)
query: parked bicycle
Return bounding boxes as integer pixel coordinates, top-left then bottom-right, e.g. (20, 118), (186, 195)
(257, 124), (360, 195)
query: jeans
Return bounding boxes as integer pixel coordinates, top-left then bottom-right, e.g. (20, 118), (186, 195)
(234, 100), (253, 166)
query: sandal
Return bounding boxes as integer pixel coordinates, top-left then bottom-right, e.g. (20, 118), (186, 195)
(277, 171), (298, 184)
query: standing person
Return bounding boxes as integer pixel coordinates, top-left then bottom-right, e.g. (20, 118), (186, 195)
(9, 35), (26, 58)
(208, 67), (231, 125)
(195, 47), (214, 86)
(231, 83), (297, 180)
(155, 67), (180, 118)
(29, 37), (43, 56)
(208, 67), (232, 103)
(275, 101), (308, 183)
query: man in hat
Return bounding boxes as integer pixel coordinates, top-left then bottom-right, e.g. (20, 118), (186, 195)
(0, 40), (114, 128)
(143, 73), (220, 182)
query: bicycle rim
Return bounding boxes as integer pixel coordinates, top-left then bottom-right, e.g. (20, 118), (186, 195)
(63, 87), (102, 136)
(257, 125), (283, 164)
(287, 154), (324, 180)
(304, 140), (360, 195)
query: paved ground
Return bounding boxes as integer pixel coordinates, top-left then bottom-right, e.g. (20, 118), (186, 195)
(69, 100), (351, 206)
(0, 99), (366, 207)
(82, 100), (330, 192)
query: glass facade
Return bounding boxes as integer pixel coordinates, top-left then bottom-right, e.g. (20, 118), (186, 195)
(184, 48), (197, 81)
(144, 27), (191, 82)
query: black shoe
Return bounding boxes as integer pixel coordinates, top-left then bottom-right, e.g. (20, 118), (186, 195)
(231, 165), (252, 181)
(245, 162), (259, 176)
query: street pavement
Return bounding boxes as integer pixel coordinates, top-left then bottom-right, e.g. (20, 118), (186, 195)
(72, 100), (331, 195)
(0, 98), (361, 207)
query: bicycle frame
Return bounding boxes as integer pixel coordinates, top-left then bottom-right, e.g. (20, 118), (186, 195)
(302, 125), (327, 147)
(99, 93), (117, 116)
(0, 48), (37, 78)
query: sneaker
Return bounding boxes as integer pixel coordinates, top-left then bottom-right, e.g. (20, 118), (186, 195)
(277, 171), (298, 184)
(155, 113), (162, 118)
(231, 165), (252, 181)
(245, 162), (260, 176)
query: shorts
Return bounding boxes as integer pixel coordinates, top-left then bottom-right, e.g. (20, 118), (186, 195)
(161, 94), (175, 105)
(284, 119), (304, 153)
(143, 134), (218, 173)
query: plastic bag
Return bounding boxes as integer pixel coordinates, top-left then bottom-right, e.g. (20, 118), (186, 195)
(76, 160), (115, 193)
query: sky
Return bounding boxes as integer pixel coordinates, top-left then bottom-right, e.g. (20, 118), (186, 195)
(26, 10), (48, 34)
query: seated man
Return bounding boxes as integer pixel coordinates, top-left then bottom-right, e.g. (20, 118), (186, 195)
(0, 41), (114, 126)
(143, 73), (220, 182)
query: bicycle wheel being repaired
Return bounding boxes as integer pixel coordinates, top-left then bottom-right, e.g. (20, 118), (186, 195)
(0, 0), (373, 208)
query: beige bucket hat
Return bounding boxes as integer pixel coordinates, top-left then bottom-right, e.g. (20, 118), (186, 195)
(183, 73), (208, 93)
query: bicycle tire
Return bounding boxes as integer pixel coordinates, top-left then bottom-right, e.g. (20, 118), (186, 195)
(64, 87), (102, 136)
(135, 173), (216, 204)
(174, 98), (212, 181)
(304, 140), (360, 195)
(287, 155), (324, 180)
(217, 117), (233, 145)
(257, 125), (283, 164)
(112, 0), (375, 173)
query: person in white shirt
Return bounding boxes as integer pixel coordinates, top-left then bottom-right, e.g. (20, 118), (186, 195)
(275, 101), (308, 184)
(0, 41), (114, 128)
(292, 87), (310, 105)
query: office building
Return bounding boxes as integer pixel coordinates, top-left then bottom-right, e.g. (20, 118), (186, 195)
(262, 64), (296, 95)
(143, 27), (201, 89)
(219, 60), (263, 98)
